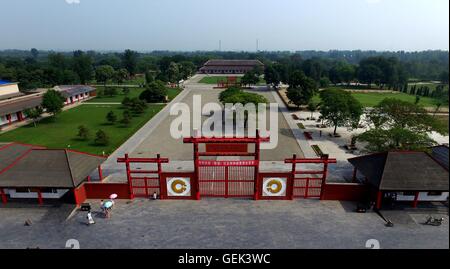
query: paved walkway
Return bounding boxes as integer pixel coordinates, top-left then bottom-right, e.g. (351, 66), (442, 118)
(0, 199), (447, 249)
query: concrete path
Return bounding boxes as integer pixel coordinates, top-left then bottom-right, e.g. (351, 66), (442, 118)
(0, 199), (447, 249)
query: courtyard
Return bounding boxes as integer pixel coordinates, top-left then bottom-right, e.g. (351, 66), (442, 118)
(0, 199), (447, 249)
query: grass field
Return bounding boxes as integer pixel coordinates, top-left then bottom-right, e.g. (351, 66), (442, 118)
(87, 87), (182, 103)
(312, 91), (445, 108)
(0, 104), (165, 155)
(199, 76), (266, 85)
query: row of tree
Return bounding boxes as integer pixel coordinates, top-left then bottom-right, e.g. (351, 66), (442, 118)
(264, 56), (416, 90)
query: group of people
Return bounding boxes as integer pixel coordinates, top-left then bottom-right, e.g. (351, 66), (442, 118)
(86, 194), (117, 225)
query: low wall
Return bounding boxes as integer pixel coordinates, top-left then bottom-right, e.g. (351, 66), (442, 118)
(74, 184), (87, 205)
(321, 183), (368, 201)
(84, 182), (131, 200)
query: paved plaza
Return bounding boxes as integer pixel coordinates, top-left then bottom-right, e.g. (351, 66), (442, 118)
(0, 199), (448, 249)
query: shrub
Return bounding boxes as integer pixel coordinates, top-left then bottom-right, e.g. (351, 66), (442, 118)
(106, 111), (117, 124)
(139, 80), (167, 103)
(94, 130), (109, 146)
(77, 125), (90, 140)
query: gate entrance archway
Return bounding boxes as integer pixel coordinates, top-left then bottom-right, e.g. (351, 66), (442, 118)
(184, 131), (270, 199)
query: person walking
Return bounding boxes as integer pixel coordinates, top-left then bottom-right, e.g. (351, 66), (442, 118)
(87, 211), (95, 225)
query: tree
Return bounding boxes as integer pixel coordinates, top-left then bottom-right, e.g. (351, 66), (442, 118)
(94, 130), (109, 146)
(104, 87), (118, 97)
(241, 70), (260, 87)
(167, 62), (181, 83)
(30, 48), (39, 59)
(264, 65), (281, 87)
(439, 71), (449, 84)
(122, 87), (130, 96)
(122, 97), (132, 107)
(121, 110), (132, 126)
(72, 50), (94, 84)
(95, 65), (115, 86)
(130, 98), (147, 114)
(106, 111), (117, 124)
(122, 49), (138, 75)
(145, 70), (155, 84)
(115, 68), (129, 84)
(357, 64), (382, 87)
(358, 98), (447, 152)
(23, 107), (43, 127)
(139, 80), (167, 103)
(330, 61), (355, 85)
(286, 70), (317, 108)
(77, 125), (90, 140)
(42, 89), (65, 116)
(307, 101), (318, 119)
(319, 89), (363, 135)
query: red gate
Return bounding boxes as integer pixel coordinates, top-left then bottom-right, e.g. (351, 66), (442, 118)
(198, 160), (257, 198)
(285, 154), (337, 199)
(117, 154), (169, 199)
(184, 131), (270, 199)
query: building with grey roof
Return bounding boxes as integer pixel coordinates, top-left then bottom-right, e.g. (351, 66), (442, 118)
(348, 151), (449, 209)
(199, 59), (264, 74)
(0, 143), (106, 204)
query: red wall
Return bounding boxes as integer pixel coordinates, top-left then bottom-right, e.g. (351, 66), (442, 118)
(74, 184), (87, 205)
(321, 183), (368, 201)
(84, 183), (131, 200)
(206, 143), (248, 153)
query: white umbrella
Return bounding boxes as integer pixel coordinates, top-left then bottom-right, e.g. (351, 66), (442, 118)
(109, 193), (118, 199)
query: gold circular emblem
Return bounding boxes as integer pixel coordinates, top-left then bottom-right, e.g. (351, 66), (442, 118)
(171, 179), (187, 194)
(266, 179), (282, 194)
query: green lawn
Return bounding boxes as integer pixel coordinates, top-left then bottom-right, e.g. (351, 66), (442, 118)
(87, 87), (182, 103)
(0, 104), (165, 155)
(312, 92), (445, 108)
(199, 76), (266, 85)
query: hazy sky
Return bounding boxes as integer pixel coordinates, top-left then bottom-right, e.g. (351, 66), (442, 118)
(1, 0), (448, 51)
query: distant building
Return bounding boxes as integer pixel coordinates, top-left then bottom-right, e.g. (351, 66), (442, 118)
(0, 81), (43, 128)
(0, 82), (96, 129)
(53, 85), (96, 105)
(199, 60), (264, 74)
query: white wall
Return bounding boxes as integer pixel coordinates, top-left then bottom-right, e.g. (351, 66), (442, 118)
(5, 188), (69, 199)
(0, 84), (20, 97)
(396, 192), (449, 202)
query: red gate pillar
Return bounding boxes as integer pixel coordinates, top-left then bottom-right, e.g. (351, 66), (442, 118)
(37, 189), (43, 205)
(73, 188), (79, 206)
(288, 154), (297, 200)
(0, 188), (7, 204)
(194, 138), (201, 200)
(156, 154), (165, 200)
(98, 165), (103, 181)
(319, 155), (329, 200)
(253, 130), (261, 201)
(375, 191), (383, 210)
(124, 154), (134, 199)
(352, 167), (358, 183)
(412, 192), (420, 208)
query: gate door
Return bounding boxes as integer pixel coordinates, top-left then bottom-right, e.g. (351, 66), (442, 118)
(198, 160), (257, 198)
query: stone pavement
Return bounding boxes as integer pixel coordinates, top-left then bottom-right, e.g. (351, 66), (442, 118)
(0, 199), (447, 249)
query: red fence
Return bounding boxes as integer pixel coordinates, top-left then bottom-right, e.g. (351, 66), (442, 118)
(321, 183), (369, 201)
(117, 154), (168, 199)
(110, 135), (349, 202)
